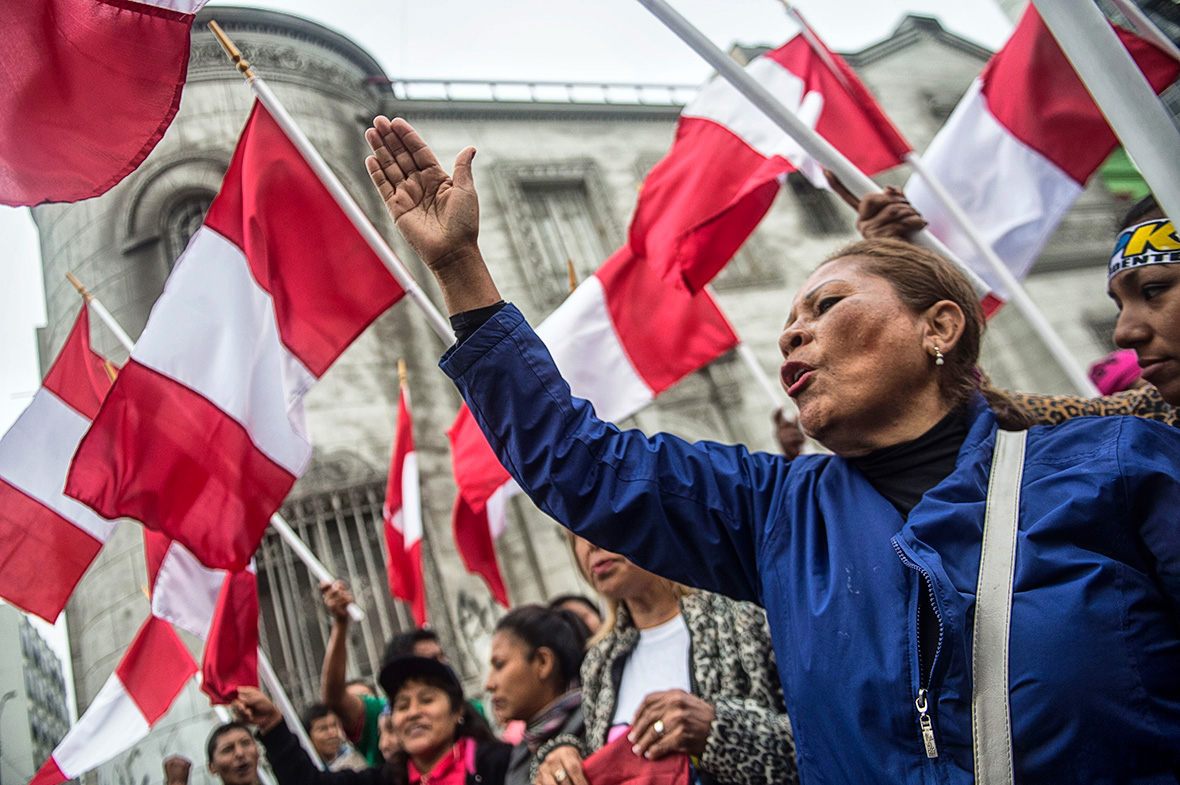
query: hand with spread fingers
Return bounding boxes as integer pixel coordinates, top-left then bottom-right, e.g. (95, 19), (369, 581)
(365, 115), (501, 315)
(824, 170), (926, 241)
(627, 689), (715, 761)
(534, 745), (588, 785)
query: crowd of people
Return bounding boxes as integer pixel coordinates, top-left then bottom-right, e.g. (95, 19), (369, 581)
(174, 114), (1180, 785)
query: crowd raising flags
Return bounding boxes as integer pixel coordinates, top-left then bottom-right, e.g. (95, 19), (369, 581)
(1, 0), (209, 206)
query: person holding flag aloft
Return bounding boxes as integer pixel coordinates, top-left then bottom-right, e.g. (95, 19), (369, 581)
(364, 114), (1180, 784)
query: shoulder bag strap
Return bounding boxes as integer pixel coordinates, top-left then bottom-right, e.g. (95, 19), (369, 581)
(972, 428), (1027, 785)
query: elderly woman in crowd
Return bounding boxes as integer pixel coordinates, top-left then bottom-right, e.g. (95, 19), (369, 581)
(532, 535), (794, 785)
(235, 658), (509, 785)
(362, 117), (1180, 785)
(484, 605), (590, 785)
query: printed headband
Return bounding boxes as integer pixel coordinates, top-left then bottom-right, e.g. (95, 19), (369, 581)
(1108, 218), (1180, 281)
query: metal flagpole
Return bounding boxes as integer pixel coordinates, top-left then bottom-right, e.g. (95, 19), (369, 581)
(1031, 0), (1180, 225)
(207, 20), (454, 345)
(632, 0), (990, 297)
(258, 650), (324, 768)
(66, 273), (366, 622)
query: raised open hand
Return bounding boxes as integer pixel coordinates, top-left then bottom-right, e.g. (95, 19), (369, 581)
(365, 116), (479, 272)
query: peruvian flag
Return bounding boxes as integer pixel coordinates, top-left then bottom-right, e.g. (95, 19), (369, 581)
(144, 530), (259, 704)
(65, 101), (405, 570)
(905, 5), (1180, 301)
(0, 304), (117, 622)
(29, 614), (197, 785)
(448, 247), (739, 604)
(1, 0), (209, 206)
(383, 382), (427, 625)
(631, 31), (910, 294)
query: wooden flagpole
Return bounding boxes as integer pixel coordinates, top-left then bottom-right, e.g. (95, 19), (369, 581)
(207, 20), (455, 345)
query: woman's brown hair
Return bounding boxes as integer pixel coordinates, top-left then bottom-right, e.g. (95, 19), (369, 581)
(822, 238), (1033, 430)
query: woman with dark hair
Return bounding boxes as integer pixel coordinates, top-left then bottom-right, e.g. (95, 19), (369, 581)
(363, 117), (1180, 783)
(534, 535), (794, 785)
(234, 658), (509, 785)
(484, 605), (589, 785)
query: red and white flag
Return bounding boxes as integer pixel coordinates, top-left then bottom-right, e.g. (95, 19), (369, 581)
(29, 614), (197, 785)
(1, 0), (209, 206)
(631, 32), (911, 294)
(383, 382), (427, 625)
(144, 530), (258, 705)
(905, 5), (1180, 303)
(66, 101), (405, 570)
(448, 247), (739, 604)
(0, 305), (116, 622)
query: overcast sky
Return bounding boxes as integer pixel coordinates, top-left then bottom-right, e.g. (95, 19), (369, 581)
(0, 0), (1015, 435)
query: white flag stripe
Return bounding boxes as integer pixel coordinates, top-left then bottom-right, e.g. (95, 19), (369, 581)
(485, 480), (519, 540)
(131, 227), (315, 475)
(684, 58), (825, 183)
(399, 452), (423, 546)
(538, 276), (654, 423)
(0, 389), (117, 541)
(130, 0), (209, 13)
(905, 82), (1082, 297)
(51, 675), (150, 778)
(152, 543), (223, 638)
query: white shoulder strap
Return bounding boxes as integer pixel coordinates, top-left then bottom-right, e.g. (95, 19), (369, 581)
(972, 428), (1027, 785)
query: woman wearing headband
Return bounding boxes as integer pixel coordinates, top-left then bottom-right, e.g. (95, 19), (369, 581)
(364, 117), (1180, 784)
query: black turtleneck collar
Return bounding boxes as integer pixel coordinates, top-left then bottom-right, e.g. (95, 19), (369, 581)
(850, 406), (969, 517)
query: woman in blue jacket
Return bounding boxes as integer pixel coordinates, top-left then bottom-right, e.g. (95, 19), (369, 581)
(363, 116), (1180, 784)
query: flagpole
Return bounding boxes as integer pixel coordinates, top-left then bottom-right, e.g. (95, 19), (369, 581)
(69, 274), (367, 622)
(632, 0), (990, 298)
(207, 21), (454, 345)
(1104, 0), (1180, 61)
(258, 650), (324, 769)
(1030, 0), (1180, 225)
(902, 154), (1099, 395)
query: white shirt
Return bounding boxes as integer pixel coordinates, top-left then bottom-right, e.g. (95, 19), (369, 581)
(611, 612), (692, 729)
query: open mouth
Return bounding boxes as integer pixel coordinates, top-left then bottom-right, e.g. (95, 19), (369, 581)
(781, 362), (815, 397)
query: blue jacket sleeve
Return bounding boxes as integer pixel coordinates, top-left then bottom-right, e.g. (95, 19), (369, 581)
(440, 304), (785, 604)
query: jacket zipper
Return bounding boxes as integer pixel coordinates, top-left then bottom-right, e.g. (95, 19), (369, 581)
(893, 538), (945, 759)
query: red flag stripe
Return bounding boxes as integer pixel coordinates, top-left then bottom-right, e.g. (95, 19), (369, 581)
(116, 615), (198, 722)
(67, 361), (296, 571)
(0, 477), (103, 621)
(41, 307), (112, 420)
(200, 569), (259, 704)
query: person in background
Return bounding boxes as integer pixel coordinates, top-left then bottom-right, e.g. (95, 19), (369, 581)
(237, 656), (510, 785)
(534, 535), (795, 785)
(484, 605), (589, 785)
(303, 704), (367, 772)
(1087, 348), (1143, 396)
(345, 680), (377, 699)
(545, 594), (602, 636)
(205, 723), (264, 785)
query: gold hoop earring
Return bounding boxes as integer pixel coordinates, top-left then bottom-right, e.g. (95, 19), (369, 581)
(933, 346), (945, 366)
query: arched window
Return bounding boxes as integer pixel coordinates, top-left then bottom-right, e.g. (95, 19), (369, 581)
(162, 193), (214, 267)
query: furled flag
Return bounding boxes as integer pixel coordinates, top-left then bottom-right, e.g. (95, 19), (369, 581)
(0, 304), (116, 622)
(66, 101), (405, 570)
(1, 0), (209, 206)
(145, 530), (259, 704)
(384, 375), (427, 625)
(905, 5), (1180, 302)
(29, 614), (197, 785)
(448, 247), (739, 604)
(630, 31), (911, 294)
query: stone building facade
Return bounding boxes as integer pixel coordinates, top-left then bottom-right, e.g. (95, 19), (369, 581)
(30, 8), (1131, 785)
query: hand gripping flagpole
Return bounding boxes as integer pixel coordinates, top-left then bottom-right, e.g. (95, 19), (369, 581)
(207, 20), (454, 346)
(65, 274), (365, 622)
(1030, 0), (1180, 227)
(649, 0), (1098, 396)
